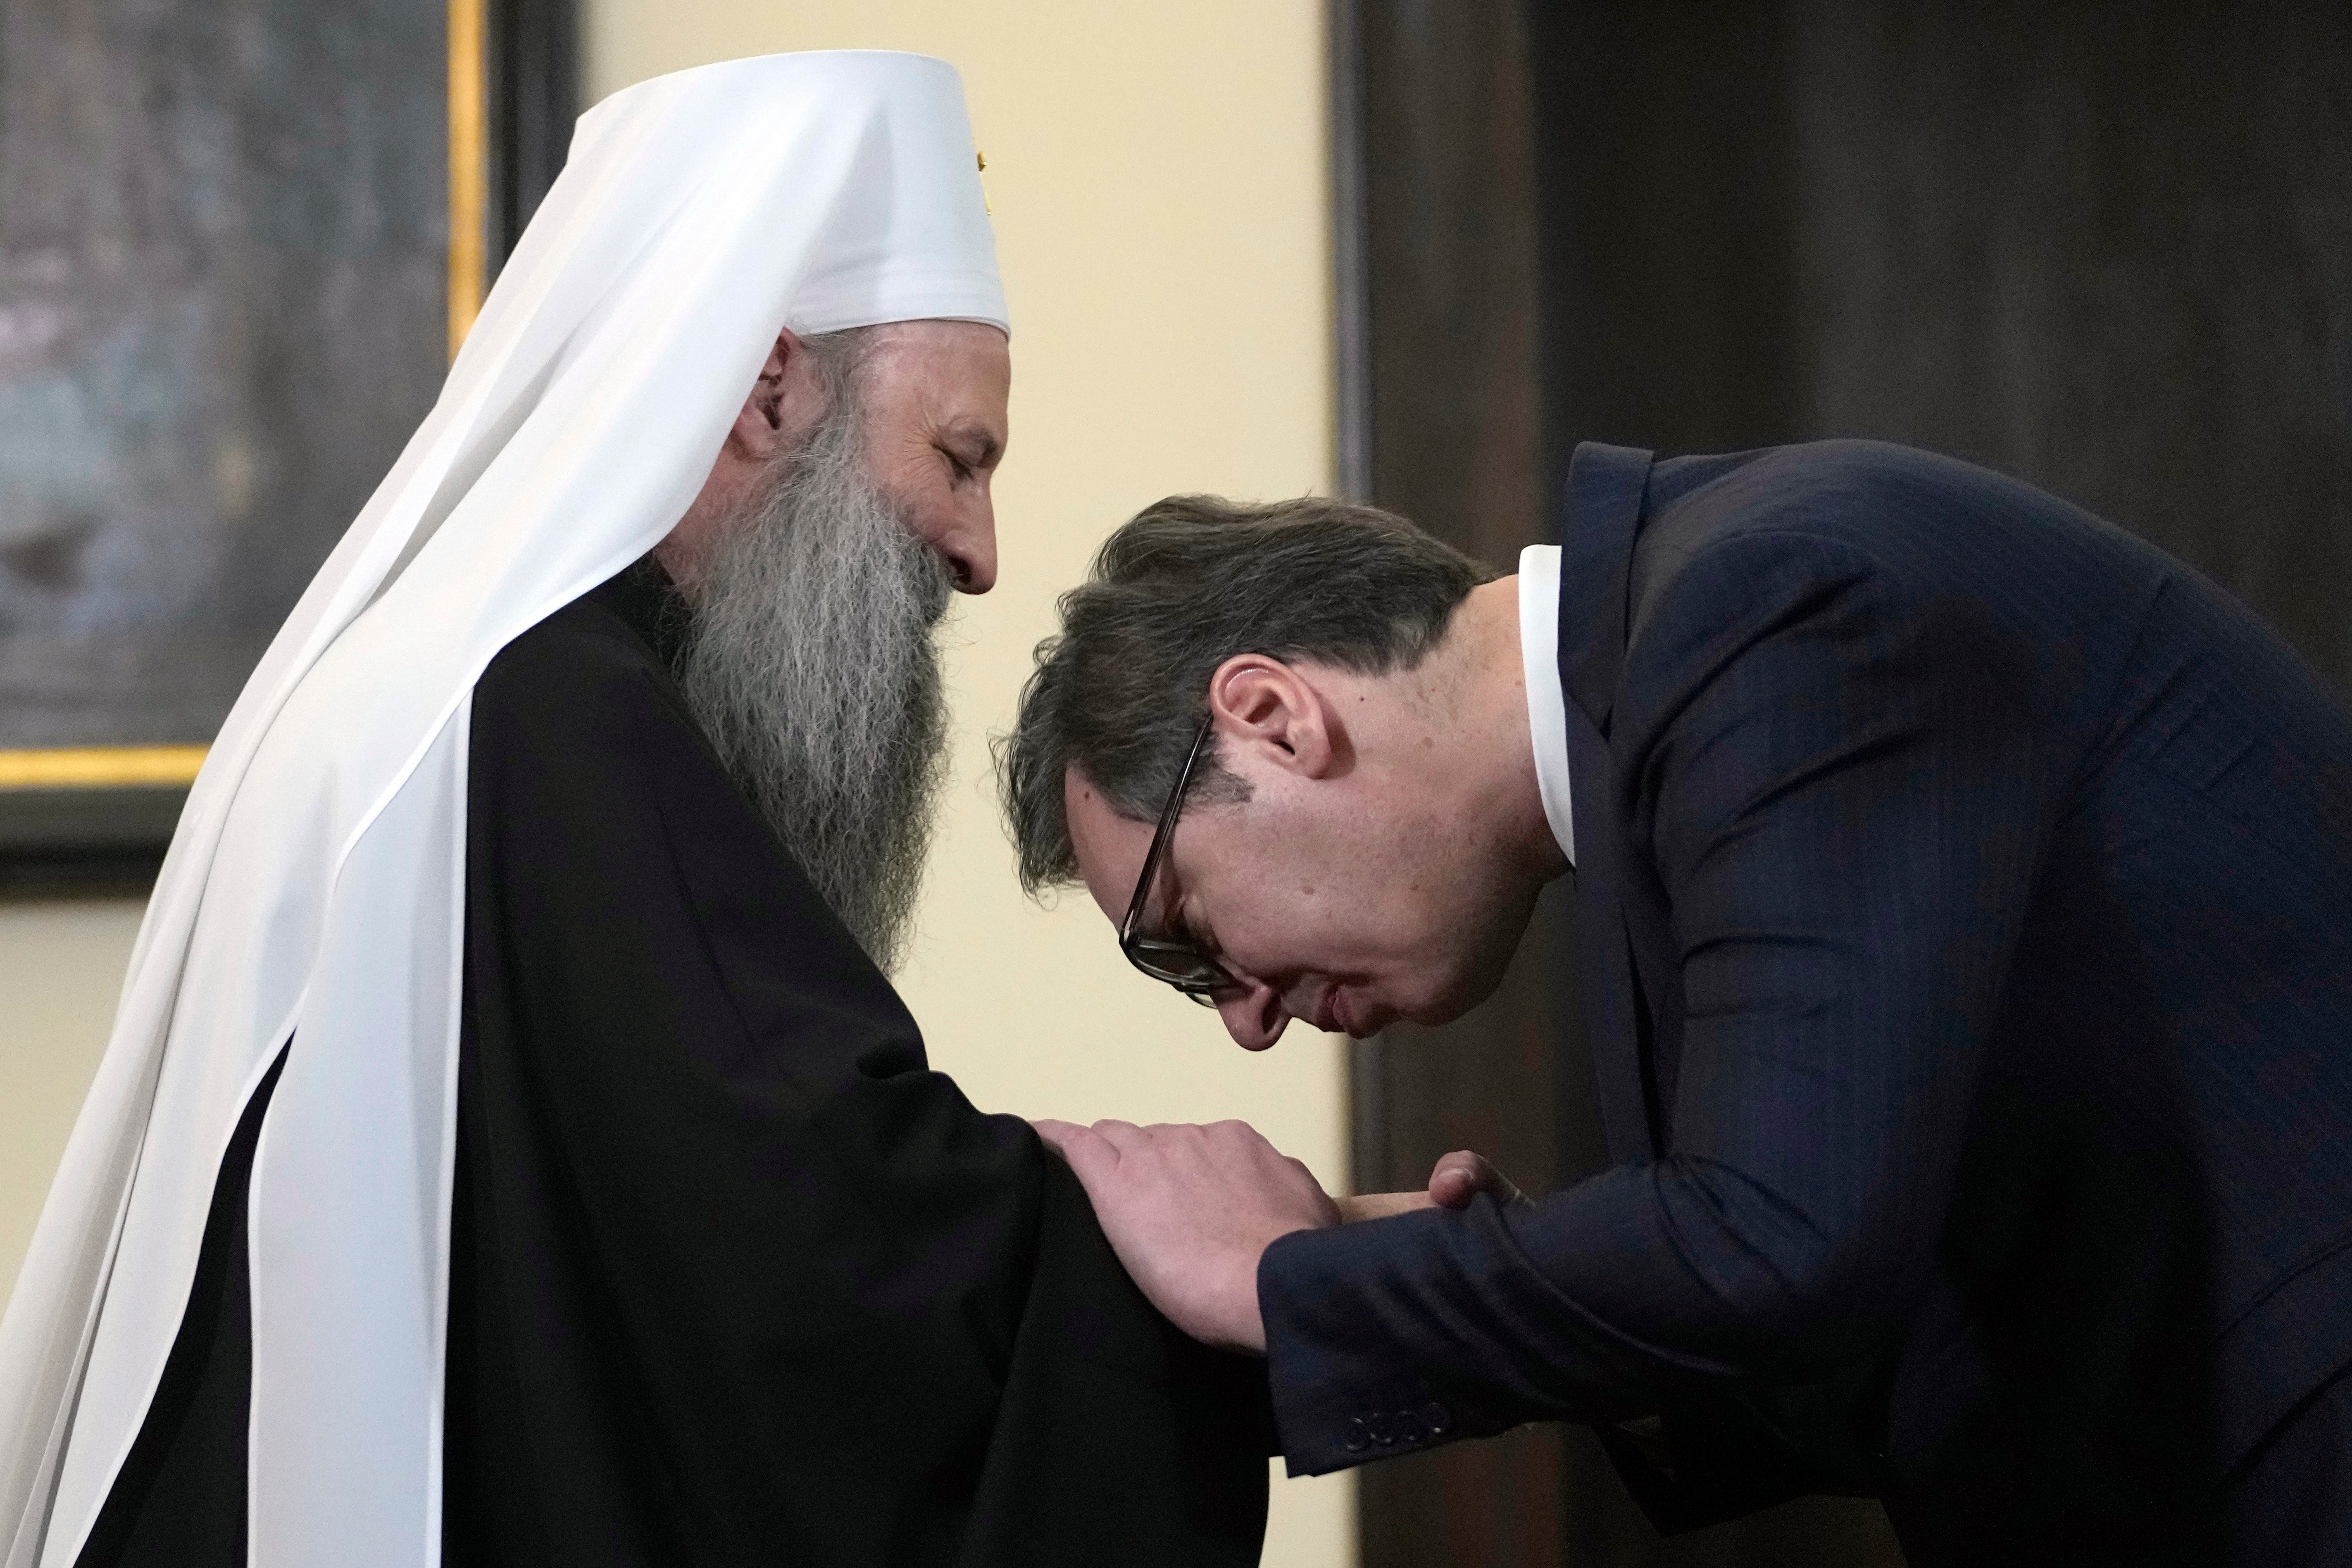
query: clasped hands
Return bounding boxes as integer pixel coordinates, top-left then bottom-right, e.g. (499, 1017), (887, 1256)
(1032, 1117), (1524, 1354)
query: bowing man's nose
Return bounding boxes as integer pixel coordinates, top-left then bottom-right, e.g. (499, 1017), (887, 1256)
(1216, 982), (1289, 1052)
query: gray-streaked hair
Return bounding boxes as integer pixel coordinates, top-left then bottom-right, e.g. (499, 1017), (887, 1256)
(995, 494), (1493, 895)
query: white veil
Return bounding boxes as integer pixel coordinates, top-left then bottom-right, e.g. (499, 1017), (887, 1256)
(0, 50), (1006, 1568)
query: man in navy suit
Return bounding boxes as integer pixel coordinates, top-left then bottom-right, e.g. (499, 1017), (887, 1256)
(999, 441), (2352, 1564)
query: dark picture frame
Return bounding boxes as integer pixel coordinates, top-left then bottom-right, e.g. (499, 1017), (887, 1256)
(0, 0), (575, 891)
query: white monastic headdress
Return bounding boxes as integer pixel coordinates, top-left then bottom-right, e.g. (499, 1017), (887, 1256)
(1, 51), (1005, 1567)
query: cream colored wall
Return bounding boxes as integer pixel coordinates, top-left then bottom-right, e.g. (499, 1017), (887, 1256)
(0, 7), (1349, 1563)
(585, 7), (1353, 1563)
(1, 900), (144, 1294)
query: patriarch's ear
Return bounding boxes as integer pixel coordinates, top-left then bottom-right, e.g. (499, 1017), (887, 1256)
(729, 327), (806, 458)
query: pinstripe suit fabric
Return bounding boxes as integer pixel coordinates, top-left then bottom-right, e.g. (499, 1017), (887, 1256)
(1259, 440), (2352, 1565)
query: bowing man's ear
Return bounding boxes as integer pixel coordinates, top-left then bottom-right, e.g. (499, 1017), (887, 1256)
(1206, 655), (1343, 780)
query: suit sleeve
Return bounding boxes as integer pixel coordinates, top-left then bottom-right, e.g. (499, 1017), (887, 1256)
(1259, 532), (2057, 1478)
(455, 619), (1267, 1566)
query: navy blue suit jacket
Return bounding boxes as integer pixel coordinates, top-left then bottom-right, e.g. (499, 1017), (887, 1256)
(1258, 440), (2352, 1562)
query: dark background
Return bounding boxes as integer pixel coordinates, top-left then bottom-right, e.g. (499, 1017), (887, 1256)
(0, 0), (574, 887)
(0, 0), (448, 754)
(1336, 0), (2350, 1563)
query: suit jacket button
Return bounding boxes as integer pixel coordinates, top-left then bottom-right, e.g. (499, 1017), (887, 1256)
(1421, 1401), (1452, 1436)
(1395, 1409), (1426, 1443)
(1366, 1413), (1395, 1445)
(1343, 1418), (1369, 1453)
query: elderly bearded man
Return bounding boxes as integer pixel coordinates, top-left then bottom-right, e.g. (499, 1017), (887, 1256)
(0, 55), (1269, 1568)
(1008, 443), (2352, 1566)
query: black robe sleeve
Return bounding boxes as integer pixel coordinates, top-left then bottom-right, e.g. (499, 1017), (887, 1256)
(443, 571), (1271, 1566)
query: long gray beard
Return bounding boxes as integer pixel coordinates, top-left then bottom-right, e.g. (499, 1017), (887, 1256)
(676, 401), (953, 972)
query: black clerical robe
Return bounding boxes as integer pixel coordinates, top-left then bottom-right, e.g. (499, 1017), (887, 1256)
(81, 562), (1270, 1567)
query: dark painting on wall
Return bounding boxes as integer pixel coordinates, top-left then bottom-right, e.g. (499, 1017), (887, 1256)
(0, 0), (447, 752)
(0, 0), (575, 887)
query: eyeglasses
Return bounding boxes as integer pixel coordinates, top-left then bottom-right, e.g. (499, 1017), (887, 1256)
(1119, 716), (1240, 1005)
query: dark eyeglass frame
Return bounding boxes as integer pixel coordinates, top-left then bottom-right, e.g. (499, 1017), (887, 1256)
(1119, 715), (1239, 1004)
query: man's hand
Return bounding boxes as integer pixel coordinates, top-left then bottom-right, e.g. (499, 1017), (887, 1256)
(1335, 1149), (1530, 1222)
(1032, 1118), (1338, 1353)
(1427, 1148), (1528, 1209)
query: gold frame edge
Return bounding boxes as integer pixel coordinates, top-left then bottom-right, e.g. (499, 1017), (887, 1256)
(0, 746), (210, 791)
(447, 0), (488, 359)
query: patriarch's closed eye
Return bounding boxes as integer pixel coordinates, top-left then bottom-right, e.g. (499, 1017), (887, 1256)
(939, 422), (1002, 479)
